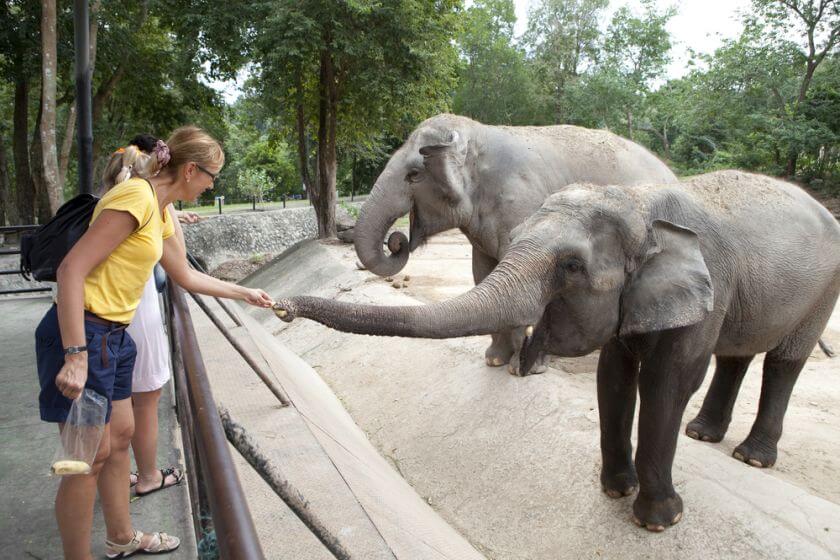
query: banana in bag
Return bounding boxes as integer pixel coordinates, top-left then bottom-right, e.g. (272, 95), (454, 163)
(50, 389), (107, 476)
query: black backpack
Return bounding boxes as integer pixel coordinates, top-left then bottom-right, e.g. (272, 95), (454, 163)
(21, 180), (156, 282)
(20, 194), (100, 282)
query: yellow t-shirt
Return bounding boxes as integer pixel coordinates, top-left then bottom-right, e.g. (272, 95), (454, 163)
(83, 178), (175, 323)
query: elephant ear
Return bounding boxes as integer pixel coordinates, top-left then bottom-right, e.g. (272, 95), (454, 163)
(419, 130), (469, 203)
(619, 220), (714, 337)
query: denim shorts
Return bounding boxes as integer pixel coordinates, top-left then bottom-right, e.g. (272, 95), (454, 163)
(35, 305), (136, 423)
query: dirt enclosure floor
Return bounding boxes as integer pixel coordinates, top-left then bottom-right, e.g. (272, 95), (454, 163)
(243, 229), (840, 560)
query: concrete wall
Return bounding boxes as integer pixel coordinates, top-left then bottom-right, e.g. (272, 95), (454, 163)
(183, 203), (361, 271)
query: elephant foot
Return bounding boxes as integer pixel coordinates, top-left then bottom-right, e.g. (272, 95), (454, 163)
(485, 342), (514, 368)
(601, 467), (638, 499)
(733, 436), (777, 468)
(507, 351), (547, 376)
(685, 414), (728, 443)
(632, 492), (683, 532)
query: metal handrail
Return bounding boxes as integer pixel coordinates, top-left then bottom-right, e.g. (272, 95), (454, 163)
(167, 282), (265, 559)
(0, 226), (51, 295)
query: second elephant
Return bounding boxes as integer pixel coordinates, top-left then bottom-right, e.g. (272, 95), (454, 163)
(354, 113), (677, 374)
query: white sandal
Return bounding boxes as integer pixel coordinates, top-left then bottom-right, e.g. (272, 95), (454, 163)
(105, 529), (180, 558)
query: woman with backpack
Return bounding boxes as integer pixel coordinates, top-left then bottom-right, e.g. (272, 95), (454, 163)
(35, 126), (273, 559)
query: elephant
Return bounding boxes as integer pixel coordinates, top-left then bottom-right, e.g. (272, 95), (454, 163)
(354, 113), (677, 374)
(273, 170), (840, 531)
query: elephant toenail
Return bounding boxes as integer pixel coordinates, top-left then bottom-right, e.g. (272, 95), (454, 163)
(748, 459), (764, 468)
(672, 512), (683, 524)
(700, 435), (713, 442)
(733, 451), (745, 462)
(686, 430), (699, 439)
(632, 516), (643, 528)
(605, 489), (620, 499)
(646, 524), (665, 532)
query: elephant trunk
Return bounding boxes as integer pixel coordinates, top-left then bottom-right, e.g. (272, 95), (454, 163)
(274, 250), (550, 339)
(354, 180), (412, 277)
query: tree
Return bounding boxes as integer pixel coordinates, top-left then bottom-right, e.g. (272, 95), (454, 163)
(0, 0), (39, 223)
(200, 0), (461, 238)
(751, 0), (840, 175)
(561, 0), (674, 142)
(453, 0), (550, 124)
(523, 0), (608, 121)
(38, 0), (60, 216)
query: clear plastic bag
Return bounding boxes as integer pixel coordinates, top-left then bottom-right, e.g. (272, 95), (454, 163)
(50, 388), (108, 476)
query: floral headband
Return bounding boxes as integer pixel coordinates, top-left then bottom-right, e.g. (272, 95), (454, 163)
(152, 140), (171, 168)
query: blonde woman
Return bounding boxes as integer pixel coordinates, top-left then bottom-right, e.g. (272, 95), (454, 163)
(36, 126), (273, 559)
(106, 134), (194, 499)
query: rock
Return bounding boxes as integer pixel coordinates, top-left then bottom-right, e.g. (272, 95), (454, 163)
(392, 281), (402, 289)
(385, 277), (394, 282)
(403, 275), (411, 282)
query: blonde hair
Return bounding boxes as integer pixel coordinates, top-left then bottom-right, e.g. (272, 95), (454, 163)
(161, 125), (224, 176)
(100, 145), (160, 192)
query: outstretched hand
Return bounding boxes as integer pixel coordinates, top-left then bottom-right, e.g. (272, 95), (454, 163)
(243, 288), (274, 308)
(176, 210), (202, 224)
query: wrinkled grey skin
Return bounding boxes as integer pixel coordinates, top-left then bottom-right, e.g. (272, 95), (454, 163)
(355, 113), (677, 374)
(276, 170), (840, 531)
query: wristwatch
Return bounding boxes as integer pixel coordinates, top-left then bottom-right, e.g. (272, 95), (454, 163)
(63, 345), (88, 356)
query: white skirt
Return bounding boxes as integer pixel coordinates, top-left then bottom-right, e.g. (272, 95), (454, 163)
(127, 274), (171, 392)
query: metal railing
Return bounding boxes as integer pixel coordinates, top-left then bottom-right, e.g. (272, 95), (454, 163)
(0, 225), (51, 295)
(166, 282), (265, 559)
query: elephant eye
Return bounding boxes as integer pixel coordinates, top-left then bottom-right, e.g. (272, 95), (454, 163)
(563, 258), (585, 274)
(406, 170), (423, 183)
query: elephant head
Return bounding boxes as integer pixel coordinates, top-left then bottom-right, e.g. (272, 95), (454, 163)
(354, 114), (475, 277)
(276, 185), (714, 365)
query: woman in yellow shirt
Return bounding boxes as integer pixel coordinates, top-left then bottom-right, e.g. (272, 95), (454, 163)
(36, 126), (273, 559)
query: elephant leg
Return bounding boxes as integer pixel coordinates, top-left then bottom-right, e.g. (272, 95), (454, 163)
(633, 346), (712, 531)
(734, 290), (838, 468)
(597, 339), (640, 499)
(732, 353), (807, 468)
(686, 355), (754, 443)
(472, 249), (514, 367)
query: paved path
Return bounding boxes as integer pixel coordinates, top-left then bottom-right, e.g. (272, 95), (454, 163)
(0, 296), (196, 559)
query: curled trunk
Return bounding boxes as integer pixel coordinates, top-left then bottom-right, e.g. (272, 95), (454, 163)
(353, 181), (412, 277)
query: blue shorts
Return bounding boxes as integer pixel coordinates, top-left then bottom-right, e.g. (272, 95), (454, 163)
(35, 305), (136, 423)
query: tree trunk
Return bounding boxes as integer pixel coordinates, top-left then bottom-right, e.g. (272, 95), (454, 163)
(626, 109), (634, 141)
(315, 43), (338, 239)
(785, 153), (798, 178)
(39, 0), (61, 216)
(295, 72), (314, 202)
(0, 132), (9, 226)
(58, 105), (76, 190)
(13, 75), (34, 224)
(31, 100), (51, 224)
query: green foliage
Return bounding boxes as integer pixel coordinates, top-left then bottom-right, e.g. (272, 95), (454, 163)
(215, 98), (298, 204)
(4, 0), (840, 224)
(453, 0), (551, 124)
(339, 200), (360, 219)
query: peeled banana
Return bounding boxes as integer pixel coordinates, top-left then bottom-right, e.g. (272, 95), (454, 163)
(51, 460), (91, 475)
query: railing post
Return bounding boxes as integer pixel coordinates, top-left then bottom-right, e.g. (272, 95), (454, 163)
(73, 0), (93, 195)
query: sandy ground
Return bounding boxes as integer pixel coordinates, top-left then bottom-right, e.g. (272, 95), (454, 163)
(246, 229), (840, 559)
